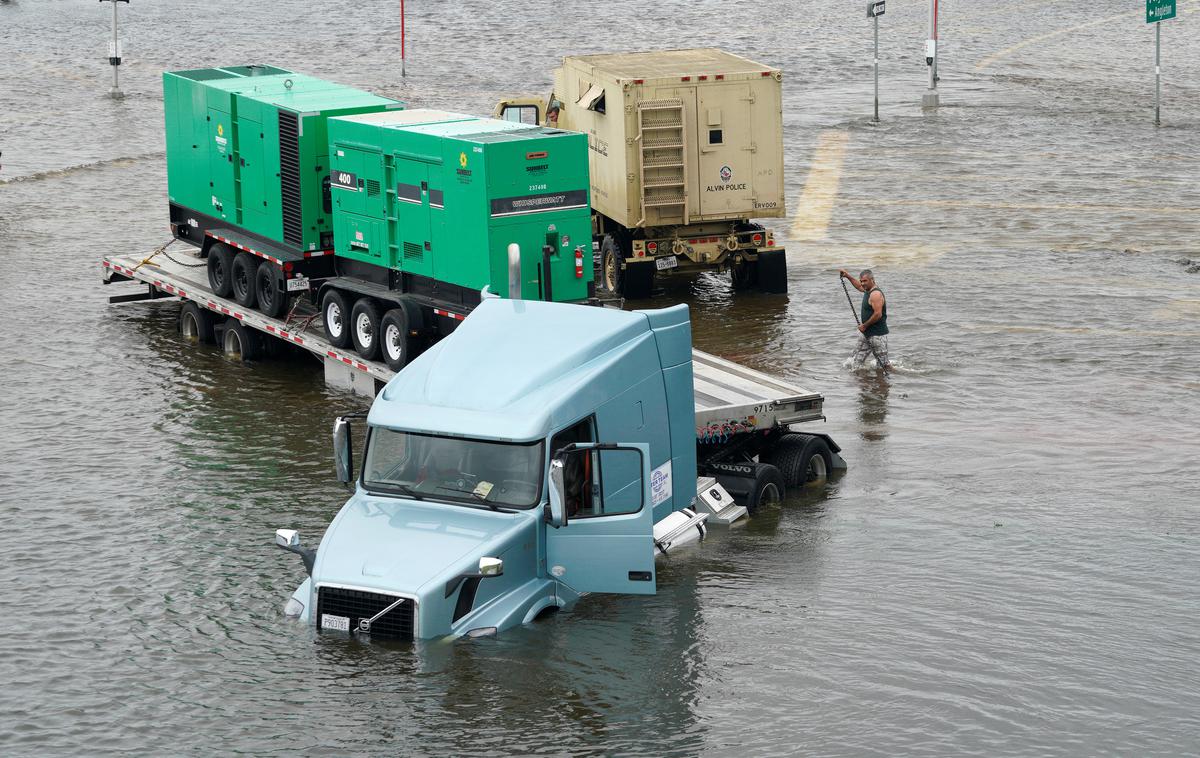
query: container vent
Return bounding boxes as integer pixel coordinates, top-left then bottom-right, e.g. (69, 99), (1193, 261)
(278, 111), (303, 247)
(403, 242), (423, 260)
(365, 179), (381, 197)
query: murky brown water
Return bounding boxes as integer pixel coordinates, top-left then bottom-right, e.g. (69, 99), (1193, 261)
(2, 0), (1199, 754)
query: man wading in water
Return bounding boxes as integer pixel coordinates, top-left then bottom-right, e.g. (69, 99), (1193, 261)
(839, 268), (892, 373)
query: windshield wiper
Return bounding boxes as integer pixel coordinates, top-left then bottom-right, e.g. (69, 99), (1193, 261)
(434, 485), (518, 513)
(372, 481), (423, 500)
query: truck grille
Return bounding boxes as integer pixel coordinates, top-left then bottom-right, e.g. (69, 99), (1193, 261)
(277, 111), (303, 247)
(317, 586), (415, 639)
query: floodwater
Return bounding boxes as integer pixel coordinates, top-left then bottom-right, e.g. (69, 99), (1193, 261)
(2, 0), (1199, 754)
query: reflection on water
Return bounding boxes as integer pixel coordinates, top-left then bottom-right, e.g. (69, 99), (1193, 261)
(856, 373), (891, 440)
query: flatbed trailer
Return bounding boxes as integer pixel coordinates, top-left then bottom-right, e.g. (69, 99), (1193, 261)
(102, 244), (843, 499)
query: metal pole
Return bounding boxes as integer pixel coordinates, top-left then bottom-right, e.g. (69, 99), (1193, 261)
(1155, 21), (1161, 126)
(922, 0), (939, 108)
(400, 0), (406, 78)
(507, 243), (522, 298)
(110, 0), (120, 98)
(872, 15), (879, 122)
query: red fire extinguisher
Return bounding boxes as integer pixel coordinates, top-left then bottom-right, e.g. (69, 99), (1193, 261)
(574, 247), (584, 278)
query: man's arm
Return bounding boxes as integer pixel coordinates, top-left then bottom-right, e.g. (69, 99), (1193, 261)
(839, 269), (865, 292)
(859, 289), (885, 331)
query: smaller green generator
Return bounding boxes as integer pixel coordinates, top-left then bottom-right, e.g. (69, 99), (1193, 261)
(326, 109), (592, 303)
(163, 65), (402, 254)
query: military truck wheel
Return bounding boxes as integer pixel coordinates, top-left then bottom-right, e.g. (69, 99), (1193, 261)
(222, 320), (263, 361)
(350, 299), (382, 361)
(321, 290), (352, 349)
(255, 263), (289, 318)
(379, 307), (420, 372)
(731, 260), (758, 291)
(179, 302), (215, 345)
(207, 244), (235, 298)
(600, 235), (623, 295)
(768, 434), (832, 488)
(743, 463), (785, 515)
(231, 253), (260, 308)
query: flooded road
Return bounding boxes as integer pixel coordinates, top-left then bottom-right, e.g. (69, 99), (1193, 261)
(2, 0), (1199, 754)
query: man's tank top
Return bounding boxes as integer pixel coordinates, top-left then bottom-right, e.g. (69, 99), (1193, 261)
(861, 287), (888, 337)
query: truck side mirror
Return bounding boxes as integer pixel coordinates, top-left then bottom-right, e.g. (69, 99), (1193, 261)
(546, 457), (567, 528)
(333, 416), (354, 484)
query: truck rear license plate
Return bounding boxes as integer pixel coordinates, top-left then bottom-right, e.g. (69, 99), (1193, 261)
(286, 276), (310, 292)
(655, 255), (678, 271)
(321, 613), (350, 632)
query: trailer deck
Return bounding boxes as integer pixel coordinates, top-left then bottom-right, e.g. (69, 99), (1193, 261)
(101, 246), (826, 436)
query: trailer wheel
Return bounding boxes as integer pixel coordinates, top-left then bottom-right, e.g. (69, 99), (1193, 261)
(731, 260), (758, 291)
(321, 289), (353, 349)
(255, 263), (289, 318)
(207, 244), (235, 298)
(222, 320), (263, 361)
(179, 302), (215, 345)
(379, 304), (423, 372)
(768, 434), (833, 488)
(600, 234), (623, 295)
(744, 463), (785, 515)
(231, 253), (260, 308)
(350, 299), (382, 361)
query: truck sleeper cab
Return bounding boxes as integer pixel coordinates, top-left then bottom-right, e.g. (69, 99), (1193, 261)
(277, 297), (700, 640)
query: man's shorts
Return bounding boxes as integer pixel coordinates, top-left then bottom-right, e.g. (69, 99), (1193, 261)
(851, 335), (890, 369)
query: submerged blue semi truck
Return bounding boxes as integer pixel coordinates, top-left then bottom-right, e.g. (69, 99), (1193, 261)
(274, 296), (844, 640)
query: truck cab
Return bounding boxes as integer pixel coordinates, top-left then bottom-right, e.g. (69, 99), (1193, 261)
(276, 297), (700, 640)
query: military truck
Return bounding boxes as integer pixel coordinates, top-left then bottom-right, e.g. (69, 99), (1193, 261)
(494, 48), (788, 298)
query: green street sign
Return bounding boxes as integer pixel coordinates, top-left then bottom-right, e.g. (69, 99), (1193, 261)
(1147, 0), (1176, 23)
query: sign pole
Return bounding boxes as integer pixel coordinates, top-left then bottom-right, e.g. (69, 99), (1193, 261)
(100, 0), (129, 99)
(922, 0), (939, 108)
(1155, 20), (1161, 126)
(873, 13), (880, 123)
(401, 0), (407, 78)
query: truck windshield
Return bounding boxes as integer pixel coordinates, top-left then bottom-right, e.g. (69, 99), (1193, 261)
(362, 428), (544, 509)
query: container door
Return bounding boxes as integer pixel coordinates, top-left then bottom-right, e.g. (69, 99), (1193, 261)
(696, 85), (754, 217)
(331, 147), (387, 265)
(545, 443), (657, 595)
(394, 157), (433, 277)
(207, 107), (236, 221)
(237, 117), (267, 231)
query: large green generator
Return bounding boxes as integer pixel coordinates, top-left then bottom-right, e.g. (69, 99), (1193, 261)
(163, 65), (403, 253)
(326, 110), (592, 302)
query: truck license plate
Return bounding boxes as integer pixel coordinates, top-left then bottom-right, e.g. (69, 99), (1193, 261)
(321, 613), (350, 632)
(655, 255), (678, 271)
(286, 275), (310, 293)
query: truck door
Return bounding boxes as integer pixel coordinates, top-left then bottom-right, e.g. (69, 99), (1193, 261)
(393, 157), (434, 277)
(545, 442), (657, 595)
(207, 107), (236, 221)
(696, 85), (754, 216)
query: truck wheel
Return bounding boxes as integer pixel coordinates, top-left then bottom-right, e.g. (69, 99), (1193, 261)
(321, 290), (353, 348)
(179, 302), (215, 345)
(255, 262), (289, 318)
(222, 320), (263, 361)
(769, 434), (833, 488)
(731, 260), (758, 291)
(207, 243), (234, 298)
(350, 299), (382, 361)
(744, 463), (785, 515)
(600, 235), (623, 295)
(379, 307), (417, 371)
(231, 253), (260, 308)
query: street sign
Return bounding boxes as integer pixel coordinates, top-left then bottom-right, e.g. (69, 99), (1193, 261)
(1146, 0), (1175, 23)
(868, 0), (886, 18)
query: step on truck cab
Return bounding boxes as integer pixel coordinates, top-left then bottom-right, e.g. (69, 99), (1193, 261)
(276, 297), (701, 640)
(273, 294), (845, 641)
(494, 48), (788, 299)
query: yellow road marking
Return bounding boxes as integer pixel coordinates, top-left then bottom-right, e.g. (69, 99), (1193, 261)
(977, 1), (1199, 71)
(790, 131), (849, 242)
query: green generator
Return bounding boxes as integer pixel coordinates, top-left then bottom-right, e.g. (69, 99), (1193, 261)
(325, 109), (592, 303)
(163, 65), (402, 314)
